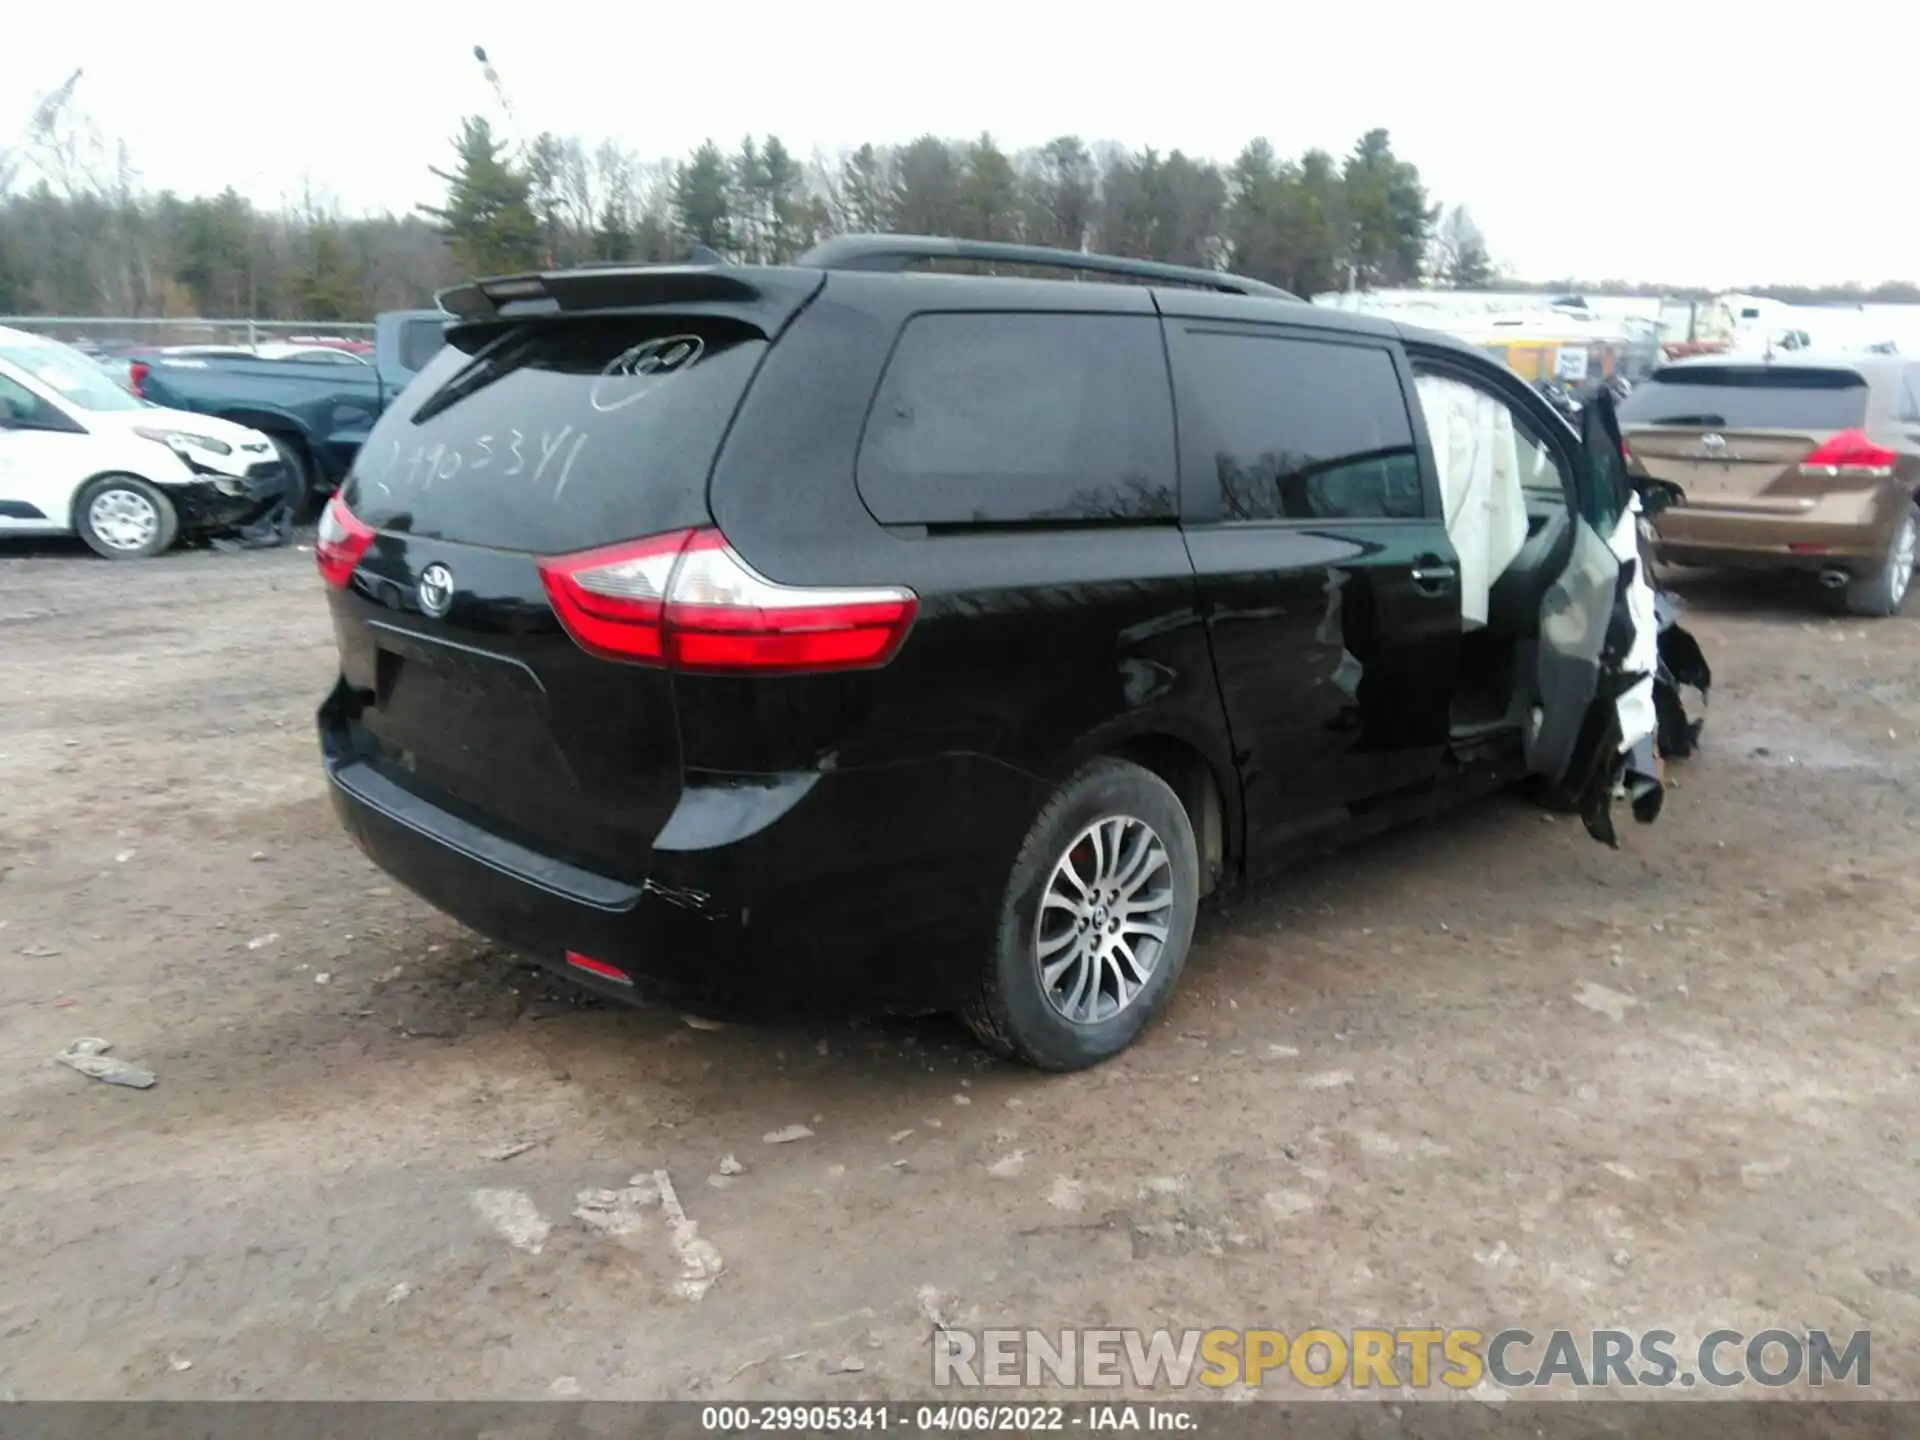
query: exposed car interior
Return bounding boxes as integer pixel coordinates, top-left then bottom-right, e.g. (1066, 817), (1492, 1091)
(1412, 366), (1578, 738)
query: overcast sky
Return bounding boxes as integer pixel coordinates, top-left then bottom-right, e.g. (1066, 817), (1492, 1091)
(4, 0), (1908, 288)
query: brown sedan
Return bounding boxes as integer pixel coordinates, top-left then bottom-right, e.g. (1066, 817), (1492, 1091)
(1620, 355), (1920, 615)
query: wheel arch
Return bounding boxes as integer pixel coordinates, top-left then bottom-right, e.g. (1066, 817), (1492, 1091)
(219, 410), (315, 465)
(68, 468), (173, 530)
(1100, 732), (1236, 898)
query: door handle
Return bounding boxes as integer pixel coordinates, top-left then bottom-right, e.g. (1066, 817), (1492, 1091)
(1410, 556), (1457, 594)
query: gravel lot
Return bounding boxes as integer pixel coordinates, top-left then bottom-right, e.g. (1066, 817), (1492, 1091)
(2, 538), (1917, 1402)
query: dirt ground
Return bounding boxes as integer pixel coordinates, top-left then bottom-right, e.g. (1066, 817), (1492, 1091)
(2, 536), (1917, 1404)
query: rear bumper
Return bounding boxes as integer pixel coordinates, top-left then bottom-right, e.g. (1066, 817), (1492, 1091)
(1652, 486), (1904, 568)
(319, 679), (1046, 1016)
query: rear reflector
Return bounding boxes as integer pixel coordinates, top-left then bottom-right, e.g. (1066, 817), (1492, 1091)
(1788, 542), (1829, 554)
(1798, 429), (1898, 479)
(538, 527), (919, 673)
(565, 951), (632, 985)
(315, 493), (376, 588)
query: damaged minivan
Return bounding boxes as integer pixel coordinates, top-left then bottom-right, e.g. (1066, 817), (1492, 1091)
(315, 237), (1708, 1070)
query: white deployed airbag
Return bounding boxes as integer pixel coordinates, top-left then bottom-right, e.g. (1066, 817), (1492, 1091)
(1413, 375), (1531, 629)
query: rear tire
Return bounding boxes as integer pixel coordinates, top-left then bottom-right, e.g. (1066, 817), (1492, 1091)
(1843, 505), (1917, 617)
(961, 758), (1199, 1071)
(74, 475), (179, 559)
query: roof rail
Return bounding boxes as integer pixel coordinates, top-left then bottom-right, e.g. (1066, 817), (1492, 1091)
(796, 234), (1296, 300)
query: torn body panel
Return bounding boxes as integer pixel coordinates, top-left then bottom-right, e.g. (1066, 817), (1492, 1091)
(1525, 392), (1673, 847)
(1652, 593), (1711, 759)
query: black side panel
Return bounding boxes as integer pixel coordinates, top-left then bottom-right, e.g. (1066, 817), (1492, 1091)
(1166, 317), (1462, 871)
(705, 273), (1240, 836)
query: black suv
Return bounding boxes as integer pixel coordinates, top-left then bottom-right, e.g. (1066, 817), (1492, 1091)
(316, 236), (1670, 1070)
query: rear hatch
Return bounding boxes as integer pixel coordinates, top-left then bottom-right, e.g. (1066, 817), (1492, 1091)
(321, 266), (822, 881)
(1618, 364), (1870, 511)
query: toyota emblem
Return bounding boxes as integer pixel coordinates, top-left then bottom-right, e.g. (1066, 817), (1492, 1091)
(417, 563), (454, 618)
(1700, 433), (1726, 453)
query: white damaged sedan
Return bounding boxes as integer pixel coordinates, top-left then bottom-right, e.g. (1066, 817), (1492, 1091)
(0, 326), (292, 558)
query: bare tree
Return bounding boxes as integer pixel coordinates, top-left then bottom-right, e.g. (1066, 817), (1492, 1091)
(24, 69), (106, 200)
(1429, 204), (1493, 289)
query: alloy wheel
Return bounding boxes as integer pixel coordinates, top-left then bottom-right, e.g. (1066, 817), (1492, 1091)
(1035, 814), (1175, 1026)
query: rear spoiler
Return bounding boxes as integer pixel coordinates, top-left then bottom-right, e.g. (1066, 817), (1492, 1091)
(437, 263), (822, 325)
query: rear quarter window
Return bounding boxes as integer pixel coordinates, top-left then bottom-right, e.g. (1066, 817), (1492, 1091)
(345, 316), (764, 554)
(856, 312), (1177, 526)
(398, 319), (447, 375)
(1617, 366), (1870, 431)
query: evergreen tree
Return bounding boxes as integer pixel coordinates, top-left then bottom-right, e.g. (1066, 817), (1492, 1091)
(418, 117), (541, 279)
(833, 143), (889, 234)
(593, 197), (635, 262)
(0, 113), (1548, 321)
(524, 131), (570, 266)
(1021, 136), (1097, 252)
(1341, 128), (1434, 289)
(888, 136), (961, 236)
(957, 133), (1020, 242)
(732, 136), (766, 260)
(1098, 148), (1224, 266)
(297, 222), (361, 319)
(674, 141), (734, 254)
(172, 189), (255, 314)
(761, 136), (804, 262)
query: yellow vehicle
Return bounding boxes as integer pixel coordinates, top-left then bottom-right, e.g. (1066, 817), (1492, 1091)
(1450, 312), (1642, 388)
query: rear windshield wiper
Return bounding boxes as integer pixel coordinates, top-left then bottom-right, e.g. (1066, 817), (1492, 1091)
(1644, 413), (1727, 426)
(410, 324), (534, 426)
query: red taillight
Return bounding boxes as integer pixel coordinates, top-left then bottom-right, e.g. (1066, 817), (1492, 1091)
(1798, 429), (1899, 479)
(565, 951), (633, 985)
(128, 361), (149, 397)
(315, 493), (376, 588)
(535, 529), (687, 662)
(537, 527), (919, 674)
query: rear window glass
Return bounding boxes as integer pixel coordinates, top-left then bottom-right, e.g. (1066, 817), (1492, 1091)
(856, 312), (1176, 526)
(345, 317), (764, 554)
(1617, 366), (1869, 430)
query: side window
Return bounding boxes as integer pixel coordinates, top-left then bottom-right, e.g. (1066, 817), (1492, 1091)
(1901, 368), (1920, 425)
(1175, 331), (1424, 522)
(857, 312), (1176, 525)
(398, 320), (447, 375)
(0, 373), (56, 427)
(1514, 420), (1569, 498)
(1413, 366), (1571, 516)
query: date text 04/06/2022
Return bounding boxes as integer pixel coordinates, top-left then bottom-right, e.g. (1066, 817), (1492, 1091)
(697, 1402), (1196, 1431)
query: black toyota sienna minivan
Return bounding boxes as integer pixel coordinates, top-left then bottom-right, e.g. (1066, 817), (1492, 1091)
(317, 235), (1672, 1070)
